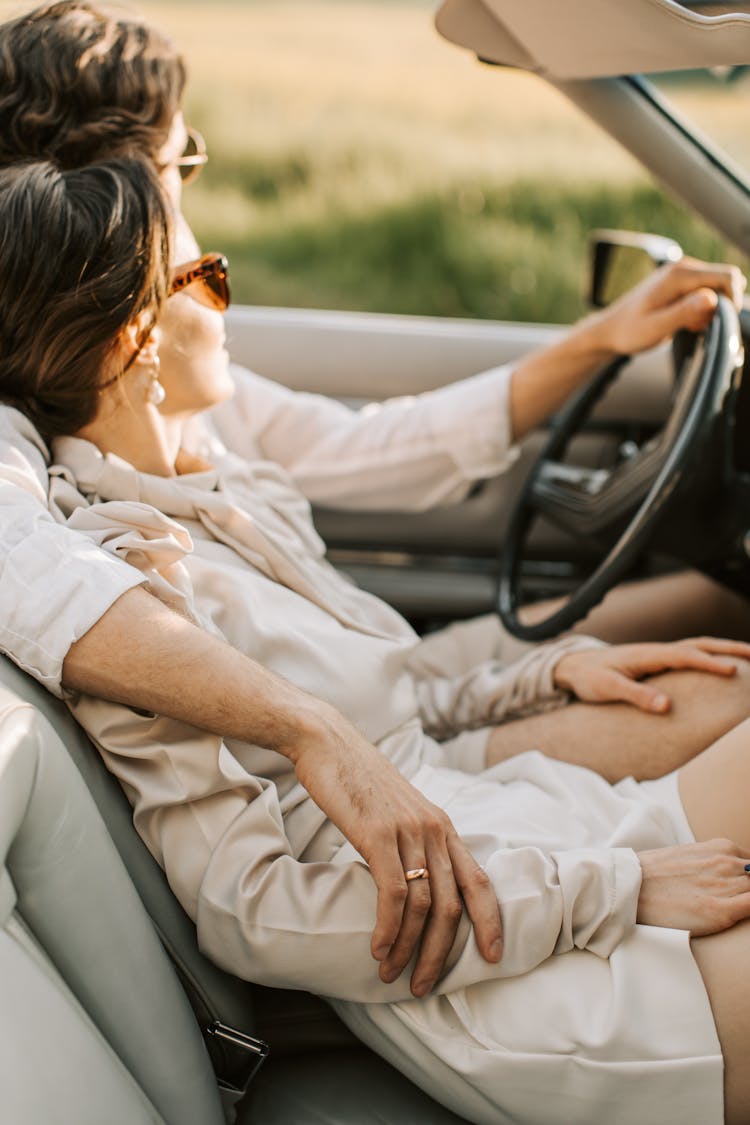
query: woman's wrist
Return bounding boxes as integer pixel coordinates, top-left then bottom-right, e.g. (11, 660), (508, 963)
(567, 307), (622, 362)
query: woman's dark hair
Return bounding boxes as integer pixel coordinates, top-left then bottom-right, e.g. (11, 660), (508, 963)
(0, 2), (186, 168)
(0, 157), (170, 437)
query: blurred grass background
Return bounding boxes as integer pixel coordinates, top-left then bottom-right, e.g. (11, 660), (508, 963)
(3, 0), (748, 321)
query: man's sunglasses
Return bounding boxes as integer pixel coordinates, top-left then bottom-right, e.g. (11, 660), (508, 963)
(170, 253), (231, 311)
(175, 126), (208, 185)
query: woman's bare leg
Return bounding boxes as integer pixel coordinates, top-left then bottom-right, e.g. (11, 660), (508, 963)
(520, 570), (750, 644)
(679, 715), (750, 853)
(486, 663), (750, 782)
(690, 922), (750, 1125)
(678, 722), (750, 1124)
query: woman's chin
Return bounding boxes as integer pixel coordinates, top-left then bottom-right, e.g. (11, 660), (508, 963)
(163, 359), (235, 415)
(213, 356), (236, 404)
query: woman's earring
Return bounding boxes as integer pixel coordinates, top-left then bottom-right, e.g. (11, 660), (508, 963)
(146, 356), (166, 406)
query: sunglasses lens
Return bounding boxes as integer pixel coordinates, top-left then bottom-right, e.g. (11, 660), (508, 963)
(182, 132), (200, 160)
(171, 256), (230, 311)
(203, 267), (230, 311)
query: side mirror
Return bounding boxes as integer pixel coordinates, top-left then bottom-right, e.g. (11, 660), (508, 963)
(589, 229), (683, 307)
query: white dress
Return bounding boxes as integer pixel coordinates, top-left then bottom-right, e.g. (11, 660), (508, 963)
(42, 434), (722, 1125)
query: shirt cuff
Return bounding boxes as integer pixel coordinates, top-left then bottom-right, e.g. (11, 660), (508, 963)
(425, 363), (519, 480)
(553, 846), (642, 959)
(0, 543), (146, 699)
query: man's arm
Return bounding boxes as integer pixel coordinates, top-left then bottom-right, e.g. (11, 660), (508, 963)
(62, 585), (503, 997)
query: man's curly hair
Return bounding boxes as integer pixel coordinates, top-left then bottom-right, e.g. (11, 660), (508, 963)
(0, 2), (186, 169)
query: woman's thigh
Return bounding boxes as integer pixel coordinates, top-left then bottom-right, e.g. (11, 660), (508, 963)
(680, 724), (750, 1122)
(691, 921), (750, 1125)
(486, 663), (750, 782)
(523, 569), (750, 644)
(679, 714), (750, 853)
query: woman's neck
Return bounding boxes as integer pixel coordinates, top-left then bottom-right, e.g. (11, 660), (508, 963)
(77, 401), (187, 477)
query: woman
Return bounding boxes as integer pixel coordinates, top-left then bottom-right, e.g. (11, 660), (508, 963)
(4, 156), (750, 1125)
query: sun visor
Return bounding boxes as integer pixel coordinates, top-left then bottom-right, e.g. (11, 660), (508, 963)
(435, 0), (750, 78)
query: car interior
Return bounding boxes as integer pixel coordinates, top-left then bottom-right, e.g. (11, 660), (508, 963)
(4, 1), (750, 1122)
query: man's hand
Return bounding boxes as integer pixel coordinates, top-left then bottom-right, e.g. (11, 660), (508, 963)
(553, 637), (750, 713)
(588, 257), (746, 357)
(637, 839), (750, 935)
(290, 703), (503, 997)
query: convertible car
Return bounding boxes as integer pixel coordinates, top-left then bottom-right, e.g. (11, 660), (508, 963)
(4, 2), (750, 1123)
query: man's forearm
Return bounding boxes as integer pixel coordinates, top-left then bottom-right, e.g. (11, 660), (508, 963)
(62, 585), (329, 755)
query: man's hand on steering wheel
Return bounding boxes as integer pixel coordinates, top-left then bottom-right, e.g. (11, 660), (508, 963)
(553, 637), (750, 713)
(586, 257), (746, 357)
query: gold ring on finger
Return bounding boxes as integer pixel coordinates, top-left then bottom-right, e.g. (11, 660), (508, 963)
(404, 867), (429, 882)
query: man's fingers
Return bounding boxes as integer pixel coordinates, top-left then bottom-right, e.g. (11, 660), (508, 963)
(381, 835), (502, 997)
(408, 845), (464, 997)
(368, 847), (409, 962)
(447, 834), (503, 964)
(364, 800), (501, 996)
(379, 865), (433, 987)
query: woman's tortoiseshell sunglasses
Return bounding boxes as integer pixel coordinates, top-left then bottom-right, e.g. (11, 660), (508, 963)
(109, 253), (230, 383)
(170, 252), (231, 311)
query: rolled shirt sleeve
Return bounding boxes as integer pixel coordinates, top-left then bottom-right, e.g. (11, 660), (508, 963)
(208, 363), (519, 511)
(0, 410), (145, 696)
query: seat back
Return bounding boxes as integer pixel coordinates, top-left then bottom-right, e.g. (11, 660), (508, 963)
(0, 684), (225, 1124)
(0, 656), (260, 1037)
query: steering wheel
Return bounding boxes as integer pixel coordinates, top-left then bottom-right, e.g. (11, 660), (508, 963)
(498, 295), (744, 642)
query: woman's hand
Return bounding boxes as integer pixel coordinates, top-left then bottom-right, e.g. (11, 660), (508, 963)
(510, 257), (746, 443)
(587, 257), (746, 357)
(637, 840), (750, 936)
(553, 637), (750, 713)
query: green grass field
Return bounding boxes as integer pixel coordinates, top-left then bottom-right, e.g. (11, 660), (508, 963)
(3, 0), (748, 321)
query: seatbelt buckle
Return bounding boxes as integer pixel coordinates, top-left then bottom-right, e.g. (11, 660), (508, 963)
(204, 1019), (270, 1108)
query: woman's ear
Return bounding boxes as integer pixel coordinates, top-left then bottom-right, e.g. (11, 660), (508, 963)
(137, 328), (161, 367)
(119, 312), (162, 368)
